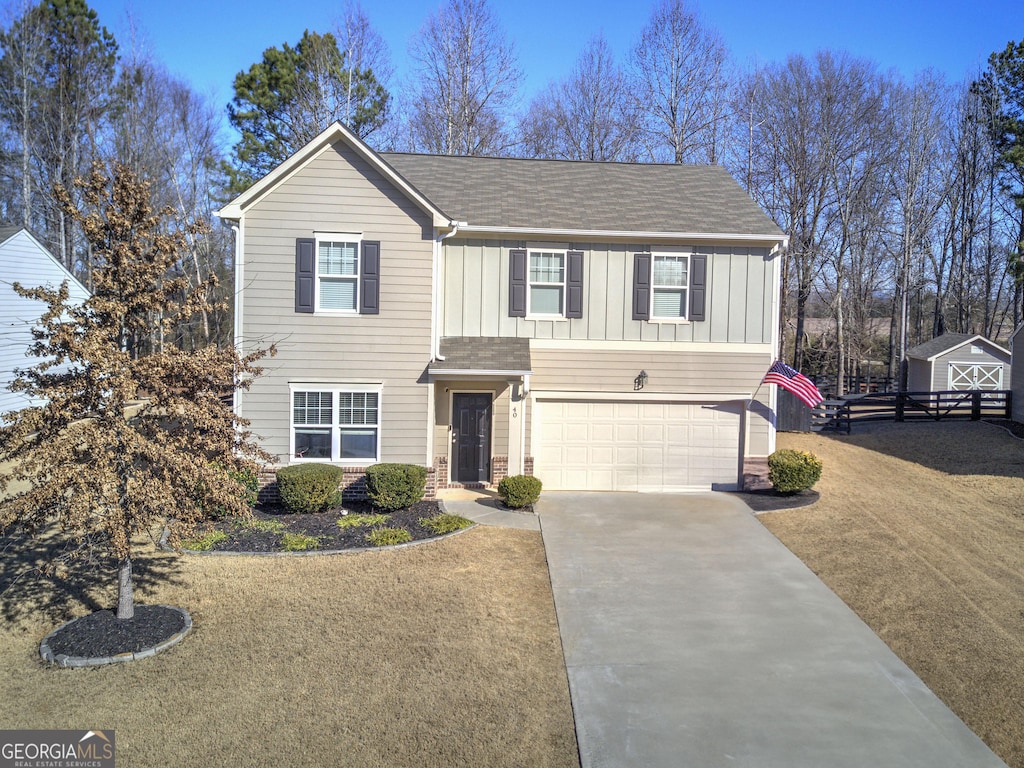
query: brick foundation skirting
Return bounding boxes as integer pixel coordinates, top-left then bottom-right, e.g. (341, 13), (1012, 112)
(256, 464), (438, 506)
(431, 455), (534, 489)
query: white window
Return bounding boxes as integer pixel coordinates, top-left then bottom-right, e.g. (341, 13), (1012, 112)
(529, 250), (565, 315)
(652, 254), (689, 319)
(316, 235), (360, 312)
(291, 386), (380, 463)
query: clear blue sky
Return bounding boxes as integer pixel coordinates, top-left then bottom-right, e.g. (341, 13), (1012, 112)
(86, 0), (1023, 120)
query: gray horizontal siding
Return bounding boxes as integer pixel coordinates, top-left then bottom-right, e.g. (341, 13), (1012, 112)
(0, 231), (89, 416)
(530, 348), (771, 393)
(442, 238), (775, 344)
(240, 140), (434, 464)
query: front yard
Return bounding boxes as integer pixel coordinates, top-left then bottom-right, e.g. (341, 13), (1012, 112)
(0, 526), (579, 767)
(3, 419), (1021, 767)
(764, 421), (1024, 768)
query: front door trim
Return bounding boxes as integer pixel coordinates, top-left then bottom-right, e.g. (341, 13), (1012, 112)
(450, 390), (494, 484)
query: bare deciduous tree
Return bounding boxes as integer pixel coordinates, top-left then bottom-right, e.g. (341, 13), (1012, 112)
(333, 0), (393, 138)
(0, 163), (272, 620)
(406, 0), (521, 156)
(519, 35), (639, 162)
(630, 0), (729, 164)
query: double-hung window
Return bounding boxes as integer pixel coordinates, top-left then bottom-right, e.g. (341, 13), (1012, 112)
(651, 254), (689, 319)
(317, 235), (360, 312)
(529, 250), (565, 315)
(292, 386), (380, 463)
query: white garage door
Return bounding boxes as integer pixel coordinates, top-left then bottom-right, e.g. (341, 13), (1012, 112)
(535, 399), (740, 492)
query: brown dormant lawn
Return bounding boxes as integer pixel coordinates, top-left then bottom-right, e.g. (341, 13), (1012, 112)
(0, 526), (579, 768)
(762, 421), (1024, 768)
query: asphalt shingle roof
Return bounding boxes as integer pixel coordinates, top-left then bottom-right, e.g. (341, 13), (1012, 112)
(429, 337), (533, 373)
(380, 153), (783, 237)
(905, 333), (978, 360)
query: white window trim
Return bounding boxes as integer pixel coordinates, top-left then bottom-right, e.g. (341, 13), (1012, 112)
(526, 247), (569, 319)
(289, 383), (382, 464)
(649, 252), (691, 323)
(314, 232), (362, 315)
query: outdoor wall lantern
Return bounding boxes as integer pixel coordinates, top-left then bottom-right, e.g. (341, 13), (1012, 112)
(634, 370), (648, 391)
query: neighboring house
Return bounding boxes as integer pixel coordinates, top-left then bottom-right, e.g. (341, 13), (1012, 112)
(1012, 324), (1024, 424)
(216, 123), (786, 495)
(905, 333), (1011, 392)
(0, 227), (89, 418)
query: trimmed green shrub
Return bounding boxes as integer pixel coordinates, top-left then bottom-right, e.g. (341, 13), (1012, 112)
(498, 474), (542, 509)
(365, 526), (413, 547)
(364, 463), (428, 511)
(767, 449), (823, 494)
(276, 463), (344, 514)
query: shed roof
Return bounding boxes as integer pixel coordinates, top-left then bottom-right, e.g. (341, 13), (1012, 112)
(381, 152), (784, 238)
(906, 333), (1010, 361)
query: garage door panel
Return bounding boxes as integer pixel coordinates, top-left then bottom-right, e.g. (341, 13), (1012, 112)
(615, 426), (639, 444)
(536, 399), (740, 491)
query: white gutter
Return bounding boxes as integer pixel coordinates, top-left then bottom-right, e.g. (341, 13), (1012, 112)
(456, 224), (788, 246)
(430, 369), (534, 378)
(432, 221), (465, 361)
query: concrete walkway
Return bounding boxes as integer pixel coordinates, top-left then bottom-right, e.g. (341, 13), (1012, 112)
(438, 488), (540, 531)
(538, 492), (1006, 768)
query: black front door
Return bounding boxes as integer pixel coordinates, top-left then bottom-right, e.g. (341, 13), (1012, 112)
(453, 393), (492, 483)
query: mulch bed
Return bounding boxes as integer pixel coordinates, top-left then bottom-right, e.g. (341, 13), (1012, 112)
(727, 488), (819, 513)
(44, 605), (186, 659)
(188, 500), (451, 553)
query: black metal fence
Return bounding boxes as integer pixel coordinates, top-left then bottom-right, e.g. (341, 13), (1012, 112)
(778, 389), (1013, 433)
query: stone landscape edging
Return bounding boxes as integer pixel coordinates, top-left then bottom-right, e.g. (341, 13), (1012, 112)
(39, 606), (192, 668)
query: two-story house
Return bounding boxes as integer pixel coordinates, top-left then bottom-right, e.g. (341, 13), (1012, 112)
(216, 123), (786, 495)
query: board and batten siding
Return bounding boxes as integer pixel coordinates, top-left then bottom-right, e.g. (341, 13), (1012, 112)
(528, 347), (773, 456)
(0, 230), (89, 417)
(240, 141), (434, 465)
(441, 238), (775, 344)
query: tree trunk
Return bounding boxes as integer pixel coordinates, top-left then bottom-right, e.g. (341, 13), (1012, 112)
(116, 556), (134, 620)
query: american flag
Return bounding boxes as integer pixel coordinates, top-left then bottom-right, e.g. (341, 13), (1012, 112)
(762, 360), (824, 408)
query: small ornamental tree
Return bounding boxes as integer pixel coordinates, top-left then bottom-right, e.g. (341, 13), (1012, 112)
(0, 162), (273, 621)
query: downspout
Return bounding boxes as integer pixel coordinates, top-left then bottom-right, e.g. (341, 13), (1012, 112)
(231, 222), (243, 421)
(433, 220), (465, 361)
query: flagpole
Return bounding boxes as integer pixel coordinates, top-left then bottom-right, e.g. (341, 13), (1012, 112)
(739, 363), (773, 492)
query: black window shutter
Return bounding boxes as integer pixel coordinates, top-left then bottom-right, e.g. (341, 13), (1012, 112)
(632, 253), (651, 321)
(295, 238), (315, 313)
(689, 254), (707, 322)
(359, 240), (381, 314)
(509, 249), (527, 317)
(566, 250), (584, 319)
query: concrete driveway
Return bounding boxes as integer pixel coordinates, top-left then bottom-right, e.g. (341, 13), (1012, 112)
(538, 492), (1006, 768)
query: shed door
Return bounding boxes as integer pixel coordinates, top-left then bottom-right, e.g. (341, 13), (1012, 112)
(948, 363), (1003, 390)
